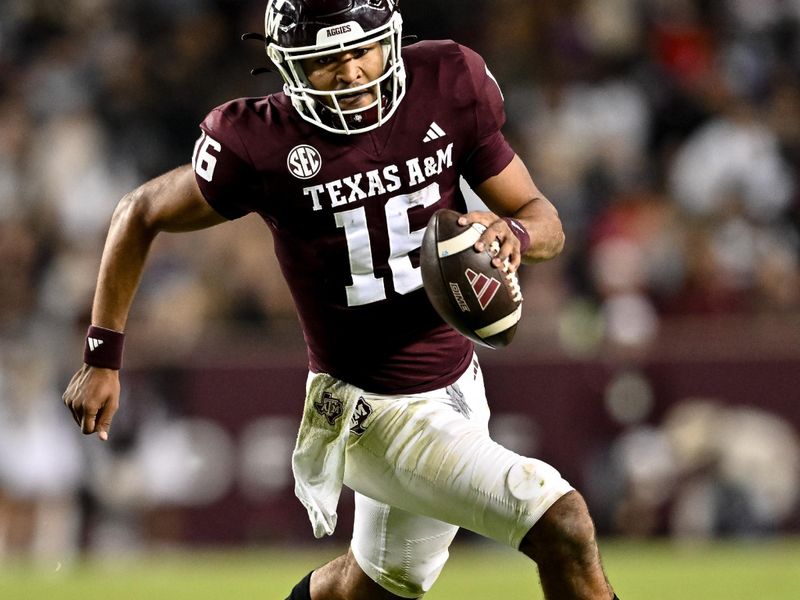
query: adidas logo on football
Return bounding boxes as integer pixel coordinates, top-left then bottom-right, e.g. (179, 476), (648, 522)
(465, 268), (501, 310)
(423, 122), (446, 142)
(87, 337), (104, 352)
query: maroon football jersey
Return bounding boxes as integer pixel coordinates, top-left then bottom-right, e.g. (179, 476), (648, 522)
(193, 40), (515, 393)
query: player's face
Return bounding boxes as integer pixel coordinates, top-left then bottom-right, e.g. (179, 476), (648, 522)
(301, 43), (384, 110)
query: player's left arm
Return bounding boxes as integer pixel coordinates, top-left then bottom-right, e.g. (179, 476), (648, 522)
(462, 154), (565, 271)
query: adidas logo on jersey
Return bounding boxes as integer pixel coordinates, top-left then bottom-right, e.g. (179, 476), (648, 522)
(423, 122), (446, 142)
(87, 337), (104, 352)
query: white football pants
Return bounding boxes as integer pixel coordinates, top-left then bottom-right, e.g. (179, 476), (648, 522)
(340, 355), (574, 597)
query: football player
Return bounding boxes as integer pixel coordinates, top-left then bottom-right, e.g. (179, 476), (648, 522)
(62, 1), (619, 598)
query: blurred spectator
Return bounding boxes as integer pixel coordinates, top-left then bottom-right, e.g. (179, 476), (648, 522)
(590, 378), (800, 539)
(0, 343), (83, 563)
(663, 399), (800, 538)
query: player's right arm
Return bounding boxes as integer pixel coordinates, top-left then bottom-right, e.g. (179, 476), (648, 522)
(63, 164), (226, 441)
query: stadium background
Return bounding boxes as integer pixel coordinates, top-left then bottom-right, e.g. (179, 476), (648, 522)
(1, 0), (800, 597)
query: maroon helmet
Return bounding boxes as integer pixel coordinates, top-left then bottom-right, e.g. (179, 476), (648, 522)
(264, 0), (406, 134)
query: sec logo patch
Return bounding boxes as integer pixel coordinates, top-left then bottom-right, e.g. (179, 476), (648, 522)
(287, 144), (322, 179)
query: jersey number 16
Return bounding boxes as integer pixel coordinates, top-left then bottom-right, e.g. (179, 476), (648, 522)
(336, 181), (440, 306)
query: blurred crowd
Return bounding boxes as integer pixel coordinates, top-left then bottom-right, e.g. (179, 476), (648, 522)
(588, 372), (800, 540)
(1, 0), (800, 561)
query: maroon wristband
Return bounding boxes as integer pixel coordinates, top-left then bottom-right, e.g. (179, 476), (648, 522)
(84, 325), (125, 370)
(502, 217), (531, 254)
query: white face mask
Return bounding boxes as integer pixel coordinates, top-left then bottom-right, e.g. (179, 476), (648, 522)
(267, 12), (407, 135)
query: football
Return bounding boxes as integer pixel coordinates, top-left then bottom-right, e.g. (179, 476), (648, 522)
(420, 208), (523, 348)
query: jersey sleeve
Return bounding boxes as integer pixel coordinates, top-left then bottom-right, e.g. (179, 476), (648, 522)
(192, 106), (261, 220)
(457, 45), (516, 188)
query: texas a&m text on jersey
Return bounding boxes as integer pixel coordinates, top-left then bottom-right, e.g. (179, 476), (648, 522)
(192, 41), (514, 393)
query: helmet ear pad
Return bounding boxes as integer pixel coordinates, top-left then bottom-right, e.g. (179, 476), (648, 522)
(264, 0), (407, 135)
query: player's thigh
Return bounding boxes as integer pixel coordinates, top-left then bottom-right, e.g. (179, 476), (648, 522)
(350, 492), (459, 598)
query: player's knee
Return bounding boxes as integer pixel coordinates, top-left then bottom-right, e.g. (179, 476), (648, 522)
(519, 491), (599, 566)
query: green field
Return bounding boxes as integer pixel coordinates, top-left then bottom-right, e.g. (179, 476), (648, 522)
(2, 539), (799, 599)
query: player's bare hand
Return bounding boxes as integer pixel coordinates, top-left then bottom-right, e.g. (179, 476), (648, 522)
(62, 364), (120, 441)
(457, 211), (523, 272)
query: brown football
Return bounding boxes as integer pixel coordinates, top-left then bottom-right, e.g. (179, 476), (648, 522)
(420, 209), (523, 348)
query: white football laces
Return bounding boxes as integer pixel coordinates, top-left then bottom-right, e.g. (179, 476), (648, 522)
(489, 240), (524, 304)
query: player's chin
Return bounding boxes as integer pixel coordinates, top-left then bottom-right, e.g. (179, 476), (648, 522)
(341, 93), (374, 109)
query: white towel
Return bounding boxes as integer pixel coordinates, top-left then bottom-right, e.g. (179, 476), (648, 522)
(291, 373), (361, 538)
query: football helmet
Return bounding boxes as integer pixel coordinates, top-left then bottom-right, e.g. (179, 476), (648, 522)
(264, 0), (406, 134)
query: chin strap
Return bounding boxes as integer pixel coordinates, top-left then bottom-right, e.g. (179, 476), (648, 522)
(241, 32), (267, 42)
(241, 32), (274, 76)
(315, 90), (390, 133)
